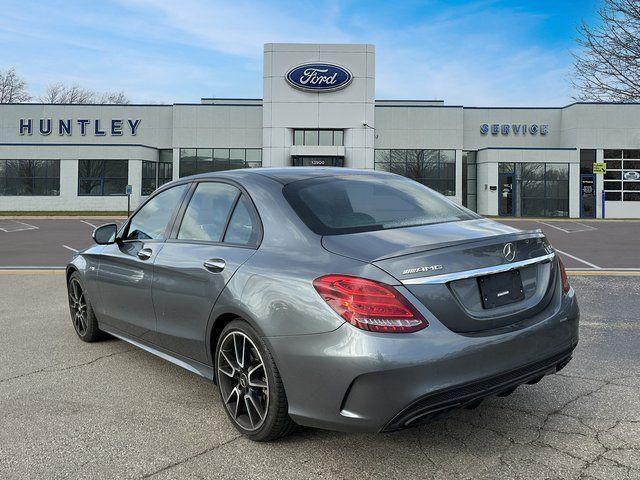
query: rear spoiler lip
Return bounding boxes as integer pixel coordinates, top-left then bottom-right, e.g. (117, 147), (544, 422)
(371, 229), (546, 263)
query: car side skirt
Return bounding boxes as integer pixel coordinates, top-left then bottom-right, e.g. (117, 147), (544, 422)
(101, 325), (215, 380)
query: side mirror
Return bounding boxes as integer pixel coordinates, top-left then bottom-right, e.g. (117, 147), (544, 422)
(93, 223), (118, 245)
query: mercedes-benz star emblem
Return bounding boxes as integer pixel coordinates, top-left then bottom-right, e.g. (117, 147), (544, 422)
(503, 243), (516, 262)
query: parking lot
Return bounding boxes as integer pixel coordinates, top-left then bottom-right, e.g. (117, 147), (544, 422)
(0, 217), (639, 479)
(0, 273), (638, 479)
(0, 216), (639, 272)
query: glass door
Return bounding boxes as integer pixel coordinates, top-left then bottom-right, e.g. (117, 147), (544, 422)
(580, 174), (596, 218)
(498, 172), (515, 216)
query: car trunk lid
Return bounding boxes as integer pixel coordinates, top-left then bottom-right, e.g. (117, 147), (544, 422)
(322, 219), (557, 333)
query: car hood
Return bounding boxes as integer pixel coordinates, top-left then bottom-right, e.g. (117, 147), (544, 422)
(321, 218), (521, 263)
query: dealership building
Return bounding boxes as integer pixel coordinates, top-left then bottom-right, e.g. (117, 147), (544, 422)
(1, 43), (640, 218)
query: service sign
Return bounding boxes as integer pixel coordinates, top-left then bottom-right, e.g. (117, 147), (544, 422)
(285, 63), (353, 92)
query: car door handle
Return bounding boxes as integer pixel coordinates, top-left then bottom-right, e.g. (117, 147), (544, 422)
(137, 248), (153, 260)
(203, 258), (226, 272)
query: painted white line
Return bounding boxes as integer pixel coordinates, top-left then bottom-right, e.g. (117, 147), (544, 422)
(538, 221), (572, 233)
(80, 220), (98, 228)
(62, 245), (79, 253)
(0, 220), (39, 233)
(572, 221), (598, 232)
(538, 221), (597, 234)
(555, 248), (602, 269)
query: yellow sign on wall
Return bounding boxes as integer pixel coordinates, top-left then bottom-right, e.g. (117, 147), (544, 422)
(593, 162), (607, 174)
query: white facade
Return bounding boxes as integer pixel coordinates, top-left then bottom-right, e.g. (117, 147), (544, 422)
(1, 42), (640, 218)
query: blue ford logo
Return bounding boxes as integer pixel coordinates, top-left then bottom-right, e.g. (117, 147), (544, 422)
(285, 63), (353, 92)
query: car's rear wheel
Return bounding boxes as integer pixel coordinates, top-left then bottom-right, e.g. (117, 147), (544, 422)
(215, 320), (296, 441)
(67, 272), (104, 342)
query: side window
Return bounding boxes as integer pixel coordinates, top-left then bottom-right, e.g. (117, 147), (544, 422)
(125, 184), (187, 240)
(224, 194), (260, 246)
(178, 182), (239, 242)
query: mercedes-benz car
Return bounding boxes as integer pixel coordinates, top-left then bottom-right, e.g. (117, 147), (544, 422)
(66, 167), (579, 441)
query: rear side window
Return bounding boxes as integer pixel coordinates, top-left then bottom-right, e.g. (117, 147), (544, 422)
(125, 184), (187, 240)
(178, 183), (239, 242)
(223, 194), (261, 245)
(284, 175), (478, 235)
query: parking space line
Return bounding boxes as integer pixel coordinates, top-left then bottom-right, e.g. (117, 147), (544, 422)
(0, 220), (39, 233)
(537, 221), (598, 234)
(537, 221), (572, 233)
(555, 248), (601, 269)
(571, 221), (598, 231)
(80, 219), (98, 229)
(62, 245), (79, 253)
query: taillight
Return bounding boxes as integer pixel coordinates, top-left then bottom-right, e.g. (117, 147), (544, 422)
(312, 274), (428, 333)
(558, 257), (570, 294)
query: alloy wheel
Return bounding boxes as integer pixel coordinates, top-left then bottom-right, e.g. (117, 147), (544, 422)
(217, 331), (269, 431)
(68, 278), (88, 336)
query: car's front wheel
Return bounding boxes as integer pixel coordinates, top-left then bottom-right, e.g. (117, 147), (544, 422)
(215, 320), (296, 441)
(67, 272), (105, 342)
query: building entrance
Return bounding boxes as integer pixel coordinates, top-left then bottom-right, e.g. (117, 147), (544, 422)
(580, 174), (596, 218)
(498, 172), (515, 216)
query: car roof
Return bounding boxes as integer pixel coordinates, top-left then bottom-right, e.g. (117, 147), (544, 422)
(187, 167), (388, 185)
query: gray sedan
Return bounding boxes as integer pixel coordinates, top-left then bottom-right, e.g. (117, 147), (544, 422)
(66, 168), (579, 441)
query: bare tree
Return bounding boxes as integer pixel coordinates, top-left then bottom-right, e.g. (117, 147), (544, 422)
(0, 67), (32, 103)
(572, 0), (640, 101)
(40, 83), (95, 104)
(40, 82), (131, 104)
(97, 90), (130, 104)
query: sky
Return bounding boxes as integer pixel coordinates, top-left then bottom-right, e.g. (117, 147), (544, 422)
(0, 0), (600, 106)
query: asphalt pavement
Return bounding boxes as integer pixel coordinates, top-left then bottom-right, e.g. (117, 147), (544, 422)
(0, 273), (638, 479)
(1, 217), (639, 271)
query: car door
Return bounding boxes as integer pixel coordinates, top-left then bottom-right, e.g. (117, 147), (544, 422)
(96, 183), (189, 340)
(152, 180), (261, 363)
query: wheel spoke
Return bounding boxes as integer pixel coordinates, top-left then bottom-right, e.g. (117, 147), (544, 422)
(245, 390), (265, 421)
(220, 350), (238, 374)
(72, 281), (80, 301)
(217, 359), (235, 378)
(233, 333), (245, 369)
(247, 363), (267, 389)
(244, 394), (256, 427)
(225, 386), (241, 420)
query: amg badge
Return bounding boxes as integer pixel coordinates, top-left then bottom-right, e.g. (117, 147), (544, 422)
(402, 265), (444, 275)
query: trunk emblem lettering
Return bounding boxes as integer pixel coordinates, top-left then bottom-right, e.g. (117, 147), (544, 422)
(402, 265), (444, 275)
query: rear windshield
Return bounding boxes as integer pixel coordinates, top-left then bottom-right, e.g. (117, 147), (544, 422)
(283, 174), (479, 235)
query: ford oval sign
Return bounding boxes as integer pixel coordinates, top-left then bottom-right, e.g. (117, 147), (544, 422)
(285, 63), (353, 92)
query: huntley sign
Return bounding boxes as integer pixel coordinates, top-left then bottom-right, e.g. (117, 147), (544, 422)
(19, 118), (142, 136)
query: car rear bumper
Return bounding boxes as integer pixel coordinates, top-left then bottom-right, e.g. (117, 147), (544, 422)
(266, 287), (579, 433)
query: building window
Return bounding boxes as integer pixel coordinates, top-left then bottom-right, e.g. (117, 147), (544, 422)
(580, 149), (596, 174)
(0, 159), (60, 196)
(462, 151), (477, 211)
(179, 148), (262, 177)
(78, 160), (128, 196)
(603, 149), (640, 202)
(374, 149), (456, 196)
(141, 150), (173, 196)
(499, 162), (569, 217)
(293, 129), (344, 146)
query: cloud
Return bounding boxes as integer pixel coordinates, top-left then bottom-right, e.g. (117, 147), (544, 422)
(0, 0), (580, 105)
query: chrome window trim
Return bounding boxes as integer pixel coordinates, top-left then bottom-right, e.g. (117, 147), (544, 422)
(401, 252), (555, 285)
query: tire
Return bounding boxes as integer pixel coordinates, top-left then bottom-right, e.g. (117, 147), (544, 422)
(215, 319), (296, 441)
(67, 272), (105, 342)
